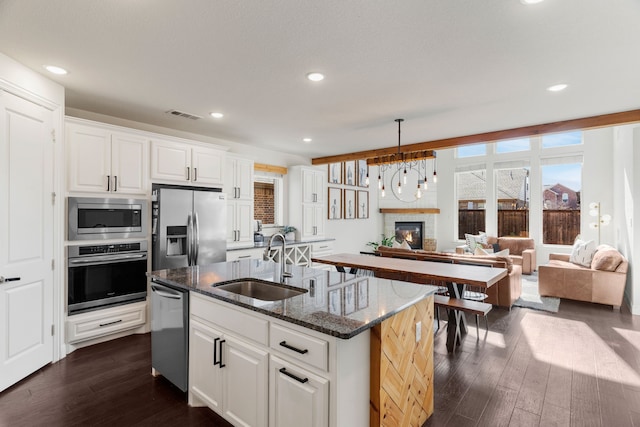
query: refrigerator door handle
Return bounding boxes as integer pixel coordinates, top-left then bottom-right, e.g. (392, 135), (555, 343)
(187, 213), (193, 266)
(194, 212), (200, 264)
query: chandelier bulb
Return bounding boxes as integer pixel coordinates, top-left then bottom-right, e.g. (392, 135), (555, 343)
(416, 188), (422, 199)
(422, 178), (428, 190)
(365, 172), (369, 186)
(403, 167), (408, 184)
(397, 180), (402, 194)
(433, 170), (438, 183)
(381, 185), (385, 198)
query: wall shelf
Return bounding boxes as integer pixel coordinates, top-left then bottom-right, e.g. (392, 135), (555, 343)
(379, 208), (440, 214)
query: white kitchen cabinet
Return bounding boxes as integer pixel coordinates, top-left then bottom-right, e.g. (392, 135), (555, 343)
(190, 312), (268, 427)
(226, 247), (265, 262)
(66, 301), (147, 344)
(289, 166), (327, 241)
(269, 356), (329, 427)
(151, 139), (224, 187)
(67, 121), (148, 195)
(227, 199), (254, 248)
(225, 154), (254, 200)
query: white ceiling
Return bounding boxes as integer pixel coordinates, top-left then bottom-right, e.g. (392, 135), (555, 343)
(1, 0), (639, 159)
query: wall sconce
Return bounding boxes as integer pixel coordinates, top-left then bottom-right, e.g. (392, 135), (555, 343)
(588, 202), (611, 245)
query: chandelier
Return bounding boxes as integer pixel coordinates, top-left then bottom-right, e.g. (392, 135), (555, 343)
(367, 119), (437, 199)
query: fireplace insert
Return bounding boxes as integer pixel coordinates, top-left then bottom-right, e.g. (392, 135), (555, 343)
(395, 221), (423, 250)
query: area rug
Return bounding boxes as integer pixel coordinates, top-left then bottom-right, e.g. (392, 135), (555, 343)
(512, 272), (560, 313)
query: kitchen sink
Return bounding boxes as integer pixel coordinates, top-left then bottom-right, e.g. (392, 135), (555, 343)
(213, 279), (307, 301)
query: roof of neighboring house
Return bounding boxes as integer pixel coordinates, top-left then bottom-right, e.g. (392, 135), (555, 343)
(458, 168), (529, 202)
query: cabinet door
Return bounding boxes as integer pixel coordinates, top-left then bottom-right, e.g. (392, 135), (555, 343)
(192, 146), (224, 186)
(111, 133), (148, 194)
(226, 202), (237, 243)
(189, 320), (224, 412)
(236, 200), (254, 245)
(301, 204), (316, 239)
(312, 205), (324, 238)
(302, 169), (317, 203)
(312, 171), (325, 204)
(235, 157), (254, 200)
(150, 139), (191, 183)
(269, 356), (328, 427)
(67, 123), (111, 193)
(223, 335), (268, 427)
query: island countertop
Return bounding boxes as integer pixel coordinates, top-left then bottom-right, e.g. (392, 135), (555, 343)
(149, 259), (437, 339)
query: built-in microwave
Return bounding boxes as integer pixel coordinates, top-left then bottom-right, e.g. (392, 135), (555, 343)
(68, 197), (148, 241)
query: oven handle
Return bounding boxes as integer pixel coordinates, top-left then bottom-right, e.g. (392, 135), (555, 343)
(68, 253), (147, 266)
(151, 284), (183, 299)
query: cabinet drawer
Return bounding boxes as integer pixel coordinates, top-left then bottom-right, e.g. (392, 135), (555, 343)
(226, 248), (265, 261)
(270, 323), (328, 371)
(311, 241), (334, 255)
(67, 301), (146, 343)
(191, 293), (268, 346)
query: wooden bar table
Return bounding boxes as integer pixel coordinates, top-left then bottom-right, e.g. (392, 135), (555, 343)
(312, 253), (508, 352)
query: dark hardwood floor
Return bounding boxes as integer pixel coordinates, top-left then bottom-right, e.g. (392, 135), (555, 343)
(1, 300), (639, 426)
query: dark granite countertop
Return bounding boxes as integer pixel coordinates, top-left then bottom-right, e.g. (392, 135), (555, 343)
(228, 238), (335, 251)
(149, 259), (437, 339)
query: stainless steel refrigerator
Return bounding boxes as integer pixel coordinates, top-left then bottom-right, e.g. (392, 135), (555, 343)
(152, 184), (227, 270)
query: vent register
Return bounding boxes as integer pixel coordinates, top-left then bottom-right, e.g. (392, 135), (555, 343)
(165, 109), (202, 120)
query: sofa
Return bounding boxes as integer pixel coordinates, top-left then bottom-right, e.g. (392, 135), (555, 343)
(538, 245), (628, 309)
(457, 236), (536, 275)
(377, 246), (522, 309)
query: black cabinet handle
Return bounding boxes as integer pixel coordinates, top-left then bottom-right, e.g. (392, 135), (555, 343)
(279, 341), (308, 354)
(106, 175), (110, 191)
(279, 367), (308, 384)
(0, 276), (20, 283)
(219, 339), (226, 368)
(213, 337), (219, 366)
(194, 167), (198, 182)
(113, 175), (118, 192)
(99, 319), (122, 327)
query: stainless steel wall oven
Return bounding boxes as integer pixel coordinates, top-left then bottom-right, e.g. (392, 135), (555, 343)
(67, 241), (148, 315)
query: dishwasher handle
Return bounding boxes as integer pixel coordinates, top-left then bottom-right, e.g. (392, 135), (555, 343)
(151, 284), (183, 299)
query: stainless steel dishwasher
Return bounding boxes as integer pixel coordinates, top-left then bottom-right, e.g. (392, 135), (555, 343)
(151, 280), (188, 392)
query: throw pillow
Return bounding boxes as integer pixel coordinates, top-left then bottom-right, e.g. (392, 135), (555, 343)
(591, 245), (624, 271)
(465, 232), (487, 251)
(494, 248), (510, 257)
(474, 246), (490, 256)
(569, 238), (597, 267)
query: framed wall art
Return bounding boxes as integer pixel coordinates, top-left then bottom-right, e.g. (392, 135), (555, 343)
(344, 160), (356, 186)
(328, 187), (342, 219)
(357, 159), (369, 187)
(357, 190), (369, 219)
(344, 189), (356, 219)
(328, 162), (342, 184)
(343, 283), (356, 315)
(328, 288), (341, 315)
(357, 279), (369, 310)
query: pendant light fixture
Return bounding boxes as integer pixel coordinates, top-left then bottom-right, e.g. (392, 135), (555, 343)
(370, 118), (436, 199)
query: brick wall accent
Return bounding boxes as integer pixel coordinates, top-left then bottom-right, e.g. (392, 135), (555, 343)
(254, 182), (275, 224)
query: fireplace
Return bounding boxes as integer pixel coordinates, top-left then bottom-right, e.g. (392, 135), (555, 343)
(395, 221), (423, 250)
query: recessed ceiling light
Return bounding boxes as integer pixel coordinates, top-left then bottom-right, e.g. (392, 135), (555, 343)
(306, 72), (325, 82)
(520, 0), (544, 4)
(209, 112), (224, 119)
(303, 138), (312, 143)
(44, 65), (68, 75)
(547, 84), (568, 92)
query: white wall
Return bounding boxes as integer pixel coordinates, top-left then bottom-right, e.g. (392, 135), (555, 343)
(614, 124), (640, 314)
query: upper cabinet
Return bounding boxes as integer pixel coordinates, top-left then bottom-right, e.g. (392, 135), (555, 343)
(151, 139), (224, 187)
(225, 155), (254, 200)
(289, 166), (327, 241)
(67, 120), (149, 195)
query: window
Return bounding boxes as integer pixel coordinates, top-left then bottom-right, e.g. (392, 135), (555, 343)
(254, 175), (284, 227)
(495, 168), (529, 237)
(542, 131), (582, 148)
(496, 138), (530, 154)
(457, 170), (486, 239)
(457, 144), (486, 158)
(541, 163), (582, 244)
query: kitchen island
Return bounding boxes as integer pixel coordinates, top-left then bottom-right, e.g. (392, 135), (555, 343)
(150, 259), (438, 427)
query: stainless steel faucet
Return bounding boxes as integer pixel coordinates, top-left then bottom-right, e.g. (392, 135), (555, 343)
(267, 233), (293, 281)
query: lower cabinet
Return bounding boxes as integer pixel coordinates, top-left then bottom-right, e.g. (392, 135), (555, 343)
(66, 300), (147, 344)
(189, 318), (268, 427)
(269, 356), (328, 427)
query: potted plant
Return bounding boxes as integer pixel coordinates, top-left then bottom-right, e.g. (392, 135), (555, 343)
(366, 234), (395, 251)
(281, 225), (297, 241)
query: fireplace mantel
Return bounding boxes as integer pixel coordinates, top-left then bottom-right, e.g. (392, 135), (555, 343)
(379, 208), (440, 214)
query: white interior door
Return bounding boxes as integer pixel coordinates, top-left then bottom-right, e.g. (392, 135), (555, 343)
(0, 90), (54, 392)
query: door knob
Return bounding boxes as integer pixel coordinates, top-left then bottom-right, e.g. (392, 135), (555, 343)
(0, 276), (20, 283)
